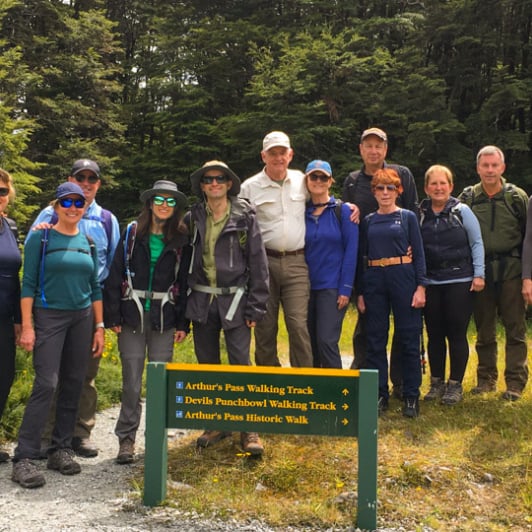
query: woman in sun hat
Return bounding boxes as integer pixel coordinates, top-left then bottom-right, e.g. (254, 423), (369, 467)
(13, 182), (103, 489)
(104, 180), (190, 465)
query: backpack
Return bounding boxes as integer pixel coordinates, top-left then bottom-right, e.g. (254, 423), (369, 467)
(121, 220), (181, 333)
(39, 228), (95, 308)
(50, 207), (113, 244)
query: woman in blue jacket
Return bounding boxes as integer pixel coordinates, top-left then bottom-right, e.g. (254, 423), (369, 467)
(0, 169), (21, 463)
(420, 165), (485, 405)
(104, 180), (190, 465)
(304, 160), (358, 368)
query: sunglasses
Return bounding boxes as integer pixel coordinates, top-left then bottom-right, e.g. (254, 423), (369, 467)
(59, 197), (85, 208)
(153, 196), (177, 207)
(308, 173), (330, 182)
(201, 174), (229, 184)
(374, 184), (397, 192)
(0, 187), (9, 197)
(74, 173), (99, 184)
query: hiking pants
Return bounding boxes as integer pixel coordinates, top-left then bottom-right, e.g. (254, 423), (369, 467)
(0, 317), (16, 420)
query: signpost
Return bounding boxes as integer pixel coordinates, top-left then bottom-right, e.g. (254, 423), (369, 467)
(144, 363), (378, 530)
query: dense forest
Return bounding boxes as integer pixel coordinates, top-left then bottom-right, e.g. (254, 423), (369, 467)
(1, 0), (532, 230)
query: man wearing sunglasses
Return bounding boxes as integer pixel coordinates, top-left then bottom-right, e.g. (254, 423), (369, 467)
(186, 160), (269, 456)
(27, 158), (120, 459)
(342, 127), (419, 401)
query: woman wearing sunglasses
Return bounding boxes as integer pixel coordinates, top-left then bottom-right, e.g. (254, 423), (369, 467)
(304, 160), (358, 368)
(0, 170), (21, 464)
(103, 180), (190, 464)
(357, 168), (427, 418)
(13, 182), (103, 489)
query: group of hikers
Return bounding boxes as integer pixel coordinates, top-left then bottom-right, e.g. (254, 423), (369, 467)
(0, 127), (530, 491)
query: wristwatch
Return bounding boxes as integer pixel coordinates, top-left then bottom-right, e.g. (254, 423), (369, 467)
(94, 322), (105, 331)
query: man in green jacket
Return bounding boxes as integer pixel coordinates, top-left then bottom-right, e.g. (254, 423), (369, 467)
(458, 145), (528, 400)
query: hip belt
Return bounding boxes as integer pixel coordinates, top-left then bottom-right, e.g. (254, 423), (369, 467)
(368, 255), (412, 267)
(190, 283), (245, 321)
(265, 248), (305, 258)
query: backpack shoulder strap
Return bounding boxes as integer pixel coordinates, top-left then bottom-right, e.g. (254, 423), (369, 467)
(399, 208), (410, 241)
(334, 199), (343, 223)
(39, 229), (50, 308)
(99, 208), (113, 243)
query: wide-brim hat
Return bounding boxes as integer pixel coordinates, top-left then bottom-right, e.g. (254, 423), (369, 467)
(139, 180), (188, 210)
(190, 160), (241, 197)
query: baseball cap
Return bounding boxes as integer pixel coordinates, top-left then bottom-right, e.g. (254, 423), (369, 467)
(305, 160), (332, 177)
(262, 131), (291, 151)
(360, 127), (387, 142)
(56, 182), (86, 200)
(71, 159), (101, 178)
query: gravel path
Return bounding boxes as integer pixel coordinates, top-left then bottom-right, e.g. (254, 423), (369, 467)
(0, 402), (404, 532)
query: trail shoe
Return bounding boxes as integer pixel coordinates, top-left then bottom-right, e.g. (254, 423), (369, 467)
(377, 396), (389, 416)
(0, 448), (9, 463)
(12, 459), (46, 489)
(424, 377), (445, 401)
(240, 432), (264, 456)
(501, 390), (521, 402)
(196, 430), (231, 448)
(47, 448), (81, 475)
(116, 439), (135, 464)
(472, 381), (496, 394)
(402, 397), (420, 418)
(72, 436), (98, 458)
(441, 380), (463, 405)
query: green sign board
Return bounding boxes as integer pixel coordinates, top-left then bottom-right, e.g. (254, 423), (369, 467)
(166, 363), (361, 436)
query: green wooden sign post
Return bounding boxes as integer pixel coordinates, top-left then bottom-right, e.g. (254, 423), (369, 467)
(144, 363), (378, 530)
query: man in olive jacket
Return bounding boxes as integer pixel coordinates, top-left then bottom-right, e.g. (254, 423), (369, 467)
(186, 160), (269, 455)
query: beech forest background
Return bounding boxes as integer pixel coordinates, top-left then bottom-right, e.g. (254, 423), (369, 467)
(2, 0), (532, 230)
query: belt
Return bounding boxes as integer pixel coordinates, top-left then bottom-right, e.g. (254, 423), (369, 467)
(368, 255), (412, 267)
(266, 248), (305, 258)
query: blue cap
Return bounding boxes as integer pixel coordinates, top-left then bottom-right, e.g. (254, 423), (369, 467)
(56, 182), (86, 200)
(305, 160), (332, 177)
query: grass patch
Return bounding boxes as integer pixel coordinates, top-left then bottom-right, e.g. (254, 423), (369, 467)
(2, 308), (531, 530)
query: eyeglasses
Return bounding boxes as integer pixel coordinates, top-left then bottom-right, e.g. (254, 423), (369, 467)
(74, 173), (99, 184)
(374, 184), (397, 192)
(201, 174), (229, 184)
(153, 196), (177, 207)
(0, 187), (9, 197)
(59, 197), (85, 208)
(308, 173), (330, 182)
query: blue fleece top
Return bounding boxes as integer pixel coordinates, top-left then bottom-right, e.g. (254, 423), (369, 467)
(0, 220), (21, 321)
(305, 197), (359, 297)
(22, 229), (102, 310)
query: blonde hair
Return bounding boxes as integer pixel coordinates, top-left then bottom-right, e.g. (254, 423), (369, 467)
(424, 164), (453, 186)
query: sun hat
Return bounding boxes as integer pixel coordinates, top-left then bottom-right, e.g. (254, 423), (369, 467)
(139, 180), (188, 210)
(56, 182), (86, 200)
(190, 160), (241, 197)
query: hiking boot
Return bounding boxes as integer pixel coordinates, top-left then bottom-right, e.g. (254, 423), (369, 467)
(424, 377), (445, 401)
(196, 430), (231, 448)
(47, 448), (81, 475)
(240, 432), (264, 456)
(12, 459), (46, 489)
(472, 381), (496, 394)
(501, 390), (521, 402)
(402, 397), (420, 418)
(72, 436), (98, 458)
(116, 439), (135, 464)
(0, 448), (9, 463)
(378, 396), (389, 416)
(441, 380), (463, 405)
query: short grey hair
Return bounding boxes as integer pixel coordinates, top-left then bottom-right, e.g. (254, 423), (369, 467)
(476, 145), (505, 165)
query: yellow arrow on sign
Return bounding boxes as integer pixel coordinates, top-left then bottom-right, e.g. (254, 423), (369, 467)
(342, 403), (349, 410)
(342, 388), (350, 396)
(342, 418), (349, 426)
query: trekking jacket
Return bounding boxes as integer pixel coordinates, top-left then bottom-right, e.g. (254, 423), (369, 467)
(0, 218), (21, 321)
(185, 196), (269, 329)
(458, 179), (528, 283)
(103, 229), (190, 333)
(419, 197), (474, 282)
(342, 162), (419, 220)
